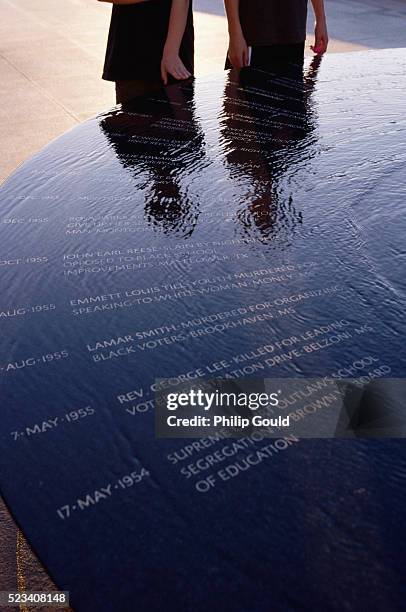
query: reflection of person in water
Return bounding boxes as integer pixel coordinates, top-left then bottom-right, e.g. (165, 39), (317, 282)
(220, 56), (322, 244)
(99, 80), (205, 238)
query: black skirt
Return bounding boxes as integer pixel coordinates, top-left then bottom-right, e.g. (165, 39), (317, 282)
(102, 0), (194, 82)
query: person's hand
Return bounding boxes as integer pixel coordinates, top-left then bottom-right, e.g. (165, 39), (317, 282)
(227, 32), (249, 69)
(161, 48), (191, 85)
(311, 19), (329, 54)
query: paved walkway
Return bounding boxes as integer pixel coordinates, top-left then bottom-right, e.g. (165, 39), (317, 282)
(0, 0), (406, 595)
(1, 0), (406, 182)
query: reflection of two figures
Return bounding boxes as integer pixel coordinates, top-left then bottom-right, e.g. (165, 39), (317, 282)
(100, 81), (205, 238)
(220, 56), (322, 244)
(100, 57), (322, 241)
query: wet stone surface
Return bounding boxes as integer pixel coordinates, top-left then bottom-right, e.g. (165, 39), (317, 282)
(0, 50), (406, 611)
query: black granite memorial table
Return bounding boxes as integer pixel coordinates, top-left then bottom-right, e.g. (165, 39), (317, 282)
(1, 49), (406, 611)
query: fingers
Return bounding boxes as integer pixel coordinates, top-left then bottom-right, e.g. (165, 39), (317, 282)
(161, 63), (168, 85)
(312, 32), (328, 54)
(176, 63), (191, 80)
(170, 66), (190, 81)
(228, 53), (244, 69)
(162, 58), (191, 83)
(227, 54), (236, 68)
(228, 44), (249, 69)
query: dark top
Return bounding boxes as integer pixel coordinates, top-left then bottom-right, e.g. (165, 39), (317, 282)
(102, 0), (194, 82)
(239, 0), (308, 46)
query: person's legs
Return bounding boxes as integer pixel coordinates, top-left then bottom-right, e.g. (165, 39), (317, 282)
(251, 43), (305, 69)
(115, 79), (163, 104)
(225, 43), (305, 72)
